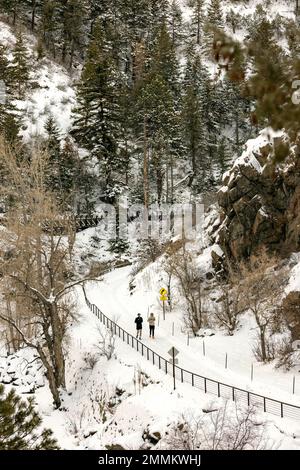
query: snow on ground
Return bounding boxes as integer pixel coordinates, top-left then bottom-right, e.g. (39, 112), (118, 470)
(0, 21), (77, 141)
(9, 288), (299, 450)
(17, 60), (76, 141)
(84, 249), (300, 408)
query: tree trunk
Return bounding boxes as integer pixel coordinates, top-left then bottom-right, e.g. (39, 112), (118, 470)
(31, 1), (37, 31)
(143, 116), (149, 209)
(50, 303), (66, 391)
(37, 344), (62, 408)
(260, 328), (267, 362)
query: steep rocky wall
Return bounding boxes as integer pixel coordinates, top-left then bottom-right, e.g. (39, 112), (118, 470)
(214, 130), (300, 262)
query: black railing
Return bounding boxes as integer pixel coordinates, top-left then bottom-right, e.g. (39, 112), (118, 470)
(84, 295), (300, 421)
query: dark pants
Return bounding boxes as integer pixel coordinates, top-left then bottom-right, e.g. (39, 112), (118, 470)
(149, 325), (155, 337)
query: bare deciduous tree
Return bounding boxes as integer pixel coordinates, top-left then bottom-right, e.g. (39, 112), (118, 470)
(164, 250), (209, 335)
(237, 249), (286, 363)
(213, 274), (244, 335)
(96, 323), (116, 361)
(0, 140), (92, 407)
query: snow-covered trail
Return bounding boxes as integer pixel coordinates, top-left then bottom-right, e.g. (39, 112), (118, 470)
(85, 267), (300, 407)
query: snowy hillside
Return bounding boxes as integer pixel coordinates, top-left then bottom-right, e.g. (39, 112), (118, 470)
(1, 0), (300, 455)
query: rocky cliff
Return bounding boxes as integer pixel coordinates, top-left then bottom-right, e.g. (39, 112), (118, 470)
(213, 129), (300, 262)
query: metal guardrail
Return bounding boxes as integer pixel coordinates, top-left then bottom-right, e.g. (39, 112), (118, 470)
(84, 295), (300, 421)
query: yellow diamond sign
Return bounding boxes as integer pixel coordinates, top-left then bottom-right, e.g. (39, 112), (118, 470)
(160, 288), (168, 296)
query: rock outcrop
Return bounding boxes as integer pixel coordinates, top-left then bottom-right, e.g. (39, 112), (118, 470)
(214, 129), (300, 261)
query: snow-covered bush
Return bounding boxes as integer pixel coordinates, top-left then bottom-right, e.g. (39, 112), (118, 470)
(164, 404), (267, 450)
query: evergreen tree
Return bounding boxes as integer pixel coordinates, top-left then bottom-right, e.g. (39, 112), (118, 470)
(41, 0), (59, 58)
(207, 0), (224, 29)
(24, 0), (42, 31)
(223, 77), (253, 153)
(0, 0), (23, 25)
(204, 0), (224, 59)
(182, 46), (210, 190)
(147, 0), (169, 46)
(151, 22), (180, 95)
(0, 113), (21, 145)
(0, 45), (9, 83)
(188, 0), (205, 45)
(10, 32), (30, 99)
(226, 8), (242, 34)
(0, 384), (59, 450)
(168, 0), (183, 47)
(72, 20), (124, 202)
(133, 24), (183, 204)
(59, 136), (79, 196)
(44, 115), (62, 192)
(58, 0), (87, 67)
(0, 45), (21, 146)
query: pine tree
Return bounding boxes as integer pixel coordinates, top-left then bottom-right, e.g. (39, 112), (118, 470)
(0, 45), (21, 145)
(223, 77), (253, 153)
(41, 0), (59, 58)
(72, 20), (124, 201)
(0, 45), (9, 83)
(133, 26), (183, 204)
(226, 8), (242, 34)
(23, 0), (42, 31)
(0, 0), (23, 25)
(182, 45), (210, 190)
(10, 31), (30, 99)
(147, 0), (169, 46)
(59, 136), (80, 204)
(214, 136), (231, 182)
(206, 0), (224, 29)
(151, 22), (180, 95)
(0, 384), (59, 450)
(0, 113), (21, 145)
(188, 0), (205, 45)
(58, 0), (87, 67)
(44, 115), (62, 192)
(168, 0), (183, 47)
(204, 0), (224, 59)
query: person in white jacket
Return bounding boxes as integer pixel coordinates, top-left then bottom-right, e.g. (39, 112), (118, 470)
(147, 313), (156, 339)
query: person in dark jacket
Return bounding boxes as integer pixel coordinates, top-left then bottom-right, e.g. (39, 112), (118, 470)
(135, 313), (143, 339)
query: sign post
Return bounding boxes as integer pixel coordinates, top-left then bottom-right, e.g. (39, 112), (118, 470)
(159, 288), (168, 320)
(168, 347), (179, 391)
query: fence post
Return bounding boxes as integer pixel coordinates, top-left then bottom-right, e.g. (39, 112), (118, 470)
(225, 353), (228, 369)
(247, 391), (250, 407)
(152, 351), (155, 365)
(217, 382), (220, 398)
(204, 377), (207, 393)
(165, 360), (168, 374)
(203, 340), (206, 356)
(281, 402), (284, 418)
(159, 356), (161, 369)
(232, 387), (235, 402)
(293, 376), (296, 394)
(181, 369), (183, 383)
(147, 348), (149, 361)
(263, 397), (266, 413)
(192, 373), (194, 387)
